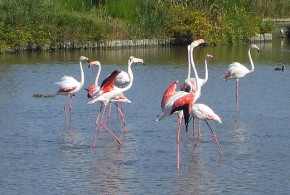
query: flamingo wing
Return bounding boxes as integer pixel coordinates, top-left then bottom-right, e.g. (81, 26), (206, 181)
(100, 70), (121, 93)
(161, 80), (178, 111)
(56, 76), (80, 93)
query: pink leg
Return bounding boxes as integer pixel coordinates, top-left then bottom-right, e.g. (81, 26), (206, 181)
(206, 121), (224, 156)
(192, 121), (201, 156)
(176, 117), (182, 169)
(192, 117), (195, 137)
(236, 79), (239, 113)
(100, 123), (122, 144)
(100, 103), (112, 131)
(92, 106), (104, 148)
(116, 104), (128, 132)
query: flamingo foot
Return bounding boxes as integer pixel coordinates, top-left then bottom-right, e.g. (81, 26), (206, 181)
(100, 123), (122, 145)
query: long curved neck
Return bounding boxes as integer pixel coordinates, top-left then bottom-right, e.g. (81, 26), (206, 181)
(248, 47), (255, 72)
(190, 47), (200, 98)
(187, 46), (191, 79)
(79, 60), (84, 87)
(95, 65), (101, 86)
(204, 58), (208, 83)
(120, 61), (134, 93)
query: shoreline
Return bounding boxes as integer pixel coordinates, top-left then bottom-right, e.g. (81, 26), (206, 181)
(2, 34), (277, 54)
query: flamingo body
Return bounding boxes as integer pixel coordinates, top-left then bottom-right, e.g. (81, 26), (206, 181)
(191, 103), (223, 156)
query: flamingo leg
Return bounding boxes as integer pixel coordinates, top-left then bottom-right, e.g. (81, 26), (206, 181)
(192, 121), (201, 156)
(176, 116), (182, 169)
(192, 117), (195, 137)
(206, 121), (224, 156)
(116, 104), (128, 132)
(100, 123), (122, 144)
(236, 79), (239, 112)
(92, 106), (103, 148)
(100, 103), (112, 131)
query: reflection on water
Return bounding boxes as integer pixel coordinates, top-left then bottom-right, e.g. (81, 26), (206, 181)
(1, 33), (290, 194)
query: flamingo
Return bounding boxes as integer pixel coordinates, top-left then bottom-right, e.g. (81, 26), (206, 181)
(222, 44), (260, 112)
(85, 60), (132, 133)
(191, 103), (224, 156)
(55, 56), (89, 114)
(113, 56), (135, 87)
(87, 57), (144, 147)
(180, 39), (206, 94)
(85, 60), (101, 98)
(156, 40), (204, 168)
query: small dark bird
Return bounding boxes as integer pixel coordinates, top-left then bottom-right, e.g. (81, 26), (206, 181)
(275, 66), (285, 72)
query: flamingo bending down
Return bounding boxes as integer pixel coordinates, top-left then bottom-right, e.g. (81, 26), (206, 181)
(56, 56), (89, 114)
(87, 57), (144, 147)
(222, 44), (260, 112)
(190, 103), (224, 156)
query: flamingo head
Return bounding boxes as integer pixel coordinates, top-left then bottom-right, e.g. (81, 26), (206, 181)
(88, 61), (101, 68)
(190, 39), (205, 49)
(80, 56), (90, 63)
(205, 54), (214, 60)
(131, 57), (144, 65)
(250, 44), (260, 53)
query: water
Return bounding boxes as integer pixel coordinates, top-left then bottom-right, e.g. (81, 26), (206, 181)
(1, 35), (290, 194)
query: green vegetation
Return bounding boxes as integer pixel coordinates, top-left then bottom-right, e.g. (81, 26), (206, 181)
(0, 0), (289, 53)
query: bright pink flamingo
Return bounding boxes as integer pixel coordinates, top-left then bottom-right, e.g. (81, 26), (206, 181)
(87, 69), (123, 147)
(222, 44), (260, 112)
(85, 60), (132, 133)
(87, 57), (144, 147)
(56, 56), (89, 115)
(157, 39), (206, 168)
(191, 103), (224, 156)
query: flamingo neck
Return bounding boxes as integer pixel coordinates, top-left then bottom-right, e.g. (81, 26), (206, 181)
(79, 60), (84, 87)
(187, 46), (191, 79)
(248, 47), (255, 72)
(120, 61), (134, 93)
(190, 46), (199, 90)
(204, 58), (208, 84)
(95, 64), (101, 86)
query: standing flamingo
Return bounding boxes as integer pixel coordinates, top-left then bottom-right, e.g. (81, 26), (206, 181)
(87, 57), (144, 147)
(114, 56), (135, 87)
(156, 40), (204, 168)
(55, 56), (89, 115)
(180, 39), (206, 93)
(191, 103), (224, 156)
(85, 60), (132, 133)
(85, 60), (101, 98)
(222, 44), (260, 112)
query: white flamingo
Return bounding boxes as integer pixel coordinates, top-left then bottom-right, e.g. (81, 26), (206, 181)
(191, 103), (224, 156)
(56, 56), (89, 113)
(222, 44), (260, 112)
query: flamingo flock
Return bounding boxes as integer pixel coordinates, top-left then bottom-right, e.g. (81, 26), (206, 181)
(55, 40), (260, 168)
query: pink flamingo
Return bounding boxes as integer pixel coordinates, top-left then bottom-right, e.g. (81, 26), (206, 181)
(156, 40), (204, 168)
(85, 59), (134, 133)
(55, 56), (89, 114)
(191, 103), (224, 156)
(222, 44), (260, 112)
(87, 57), (144, 147)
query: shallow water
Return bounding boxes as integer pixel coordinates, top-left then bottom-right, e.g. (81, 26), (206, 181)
(0, 35), (290, 194)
